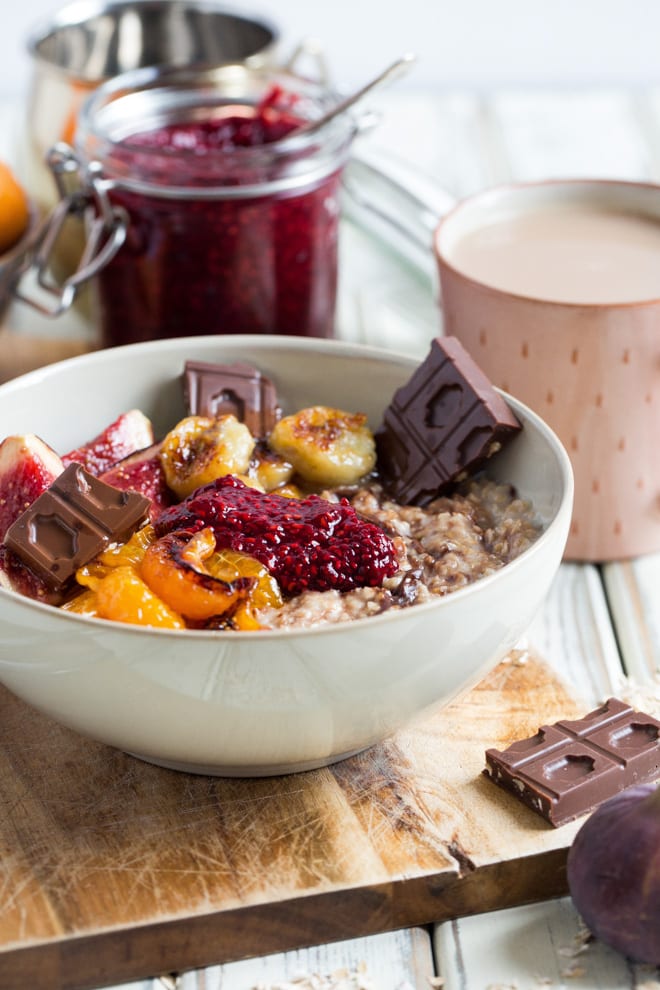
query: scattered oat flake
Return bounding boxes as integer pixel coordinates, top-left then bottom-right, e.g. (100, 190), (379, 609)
(501, 645), (531, 666)
(252, 963), (375, 990)
(558, 945), (588, 958)
(612, 672), (660, 717)
(428, 978), (444, 989)
(558, 922), (593, 960)
(560, 964), (586, 979)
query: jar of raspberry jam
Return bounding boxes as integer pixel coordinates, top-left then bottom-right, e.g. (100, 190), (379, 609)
(67, 65), (358, 345)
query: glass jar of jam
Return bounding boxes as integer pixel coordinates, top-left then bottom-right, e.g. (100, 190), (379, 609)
(60, 64), (358, 345)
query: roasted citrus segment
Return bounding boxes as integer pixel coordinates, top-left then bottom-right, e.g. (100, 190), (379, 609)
(61, 588), (100, 617)
(159, 414), (255, 498)
(140, 528), (255, 621)
(206, 548), (283, 611)
(100, 524), (156, 568)
(75, 525), (156, 589)
(268, 405), (376, 486)
(95, 565), (185, 629)
(0, 162), (29, 254)
(230, 603), (266, 630)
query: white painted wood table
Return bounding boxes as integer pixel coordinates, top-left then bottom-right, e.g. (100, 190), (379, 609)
(3, 86), (660, 990)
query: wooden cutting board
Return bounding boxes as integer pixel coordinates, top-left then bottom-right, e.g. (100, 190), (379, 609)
(0, 650), (590, 990)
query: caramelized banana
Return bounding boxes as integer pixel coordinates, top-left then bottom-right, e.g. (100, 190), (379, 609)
(248, 441), (294, 492)
(269, 406), (376, 487)
(159, 414), (255, 499)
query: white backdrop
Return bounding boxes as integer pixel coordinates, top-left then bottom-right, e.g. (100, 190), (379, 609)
(2, 0), (660, 99)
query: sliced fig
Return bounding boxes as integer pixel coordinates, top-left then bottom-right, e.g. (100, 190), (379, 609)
(0, 434), (64, 541)
(100, 442), (173, 521)
(63, 409), (154, 476)
(0, 543), (61, 604)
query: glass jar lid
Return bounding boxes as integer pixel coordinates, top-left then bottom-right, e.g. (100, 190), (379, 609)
(75, 64), (359, 198)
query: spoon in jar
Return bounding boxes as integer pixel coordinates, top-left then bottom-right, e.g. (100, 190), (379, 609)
(287, 53), (417, 140)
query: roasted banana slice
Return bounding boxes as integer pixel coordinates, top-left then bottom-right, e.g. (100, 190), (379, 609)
(269, 405), (376, 487)
(160, 414), (255, 499)
(248, 441), (295, 492)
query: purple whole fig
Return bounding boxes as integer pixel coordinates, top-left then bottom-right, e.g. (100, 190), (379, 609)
(567, 783), (660, 965)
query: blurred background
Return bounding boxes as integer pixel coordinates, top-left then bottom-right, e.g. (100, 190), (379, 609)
(2, 0), (660, 97)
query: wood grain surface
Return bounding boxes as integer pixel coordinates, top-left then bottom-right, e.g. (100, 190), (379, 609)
(0, 329), (92, 383)
(0, 651), (587, 990)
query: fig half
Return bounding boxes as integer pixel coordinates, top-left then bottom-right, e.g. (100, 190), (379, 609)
(567, 782), (660, 965)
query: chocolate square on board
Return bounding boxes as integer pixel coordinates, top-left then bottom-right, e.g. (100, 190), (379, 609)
(375, 336), (521, 505)
(183, 360), (281, 438)
(484, 698), (660, 826)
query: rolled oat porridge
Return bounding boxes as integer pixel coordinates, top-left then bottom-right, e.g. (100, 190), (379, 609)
(260, 478), (540, 628)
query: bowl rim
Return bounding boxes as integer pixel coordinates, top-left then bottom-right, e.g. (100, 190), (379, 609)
(0, 334), (574, 641)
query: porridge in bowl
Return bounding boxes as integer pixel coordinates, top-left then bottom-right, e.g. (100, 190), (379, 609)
(0, 336), (541, 632)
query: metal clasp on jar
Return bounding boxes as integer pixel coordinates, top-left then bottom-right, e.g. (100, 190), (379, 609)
(13, 143), (128, 318)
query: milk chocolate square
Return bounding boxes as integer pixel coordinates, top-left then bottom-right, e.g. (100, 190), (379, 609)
(5, 463), (150, 590)
(183, 360), (281, 438)
(484, 698), (660, 826)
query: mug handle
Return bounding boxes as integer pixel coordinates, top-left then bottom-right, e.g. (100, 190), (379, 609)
(342, 146), (456, 279)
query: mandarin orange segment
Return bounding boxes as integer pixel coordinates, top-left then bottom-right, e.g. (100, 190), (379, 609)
(95, 565), (185, 629)
(61, 588), (100, 617)
(206, 548), (283, 610)
(100, 524), (156, 567)
(75, 525), (156, 590)
(230, 602), (266, 630)
(0, 162), (29, 254)
(140, 529), (254, 621)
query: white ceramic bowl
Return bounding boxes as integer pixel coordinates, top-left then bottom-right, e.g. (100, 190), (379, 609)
(0, 336), (573, 775)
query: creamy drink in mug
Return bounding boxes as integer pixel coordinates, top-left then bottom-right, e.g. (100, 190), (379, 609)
(434, 179), (660, 561)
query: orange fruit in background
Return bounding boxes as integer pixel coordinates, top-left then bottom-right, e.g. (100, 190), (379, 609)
(0, 162), (29, 255)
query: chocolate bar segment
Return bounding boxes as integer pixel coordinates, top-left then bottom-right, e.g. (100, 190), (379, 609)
(484, 698), (660, 827)
(375, 336), (521, 505)
(4, 463), (150, 591)
(183, 360), (281, 438)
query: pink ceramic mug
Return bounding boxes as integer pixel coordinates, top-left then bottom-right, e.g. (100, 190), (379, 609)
(434, 178), (660, 562)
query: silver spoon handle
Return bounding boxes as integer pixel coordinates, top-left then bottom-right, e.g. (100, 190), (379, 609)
(294, 53), (417, 138)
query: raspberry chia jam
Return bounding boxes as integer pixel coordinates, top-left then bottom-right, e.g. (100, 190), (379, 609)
(73, 66), (357, 346)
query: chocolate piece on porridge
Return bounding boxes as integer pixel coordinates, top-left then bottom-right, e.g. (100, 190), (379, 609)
(5, 463), (150, 591)
(375, 336), (522, 505)
(183, 360), (281, 438)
